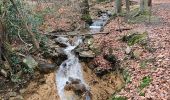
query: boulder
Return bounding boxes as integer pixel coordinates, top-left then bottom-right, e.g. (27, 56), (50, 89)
(38, 63), (57, 73)
(69, 77), (81, 84)
(125, 46), (131, 54)
(0, 69), (8, 77)
(54, 37), (69, 47)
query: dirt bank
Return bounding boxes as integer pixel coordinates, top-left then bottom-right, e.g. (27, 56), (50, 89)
(22, 62), (124, 100)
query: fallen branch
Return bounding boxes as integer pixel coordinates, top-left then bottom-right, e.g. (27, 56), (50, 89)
(115, 28), (132, 32)
(46, 32), (109, 37)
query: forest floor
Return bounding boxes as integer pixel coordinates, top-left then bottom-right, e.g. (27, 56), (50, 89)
(0, 0), (170, 100)
(94, 0), (170, 99)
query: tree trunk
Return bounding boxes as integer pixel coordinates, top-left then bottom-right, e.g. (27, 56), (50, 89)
(140, 0), (145, 13)
(148, 0), (152, 22)
(80, 0), (92, 26)
(115, 0), (122, 14)
(125, 0), (130, 13)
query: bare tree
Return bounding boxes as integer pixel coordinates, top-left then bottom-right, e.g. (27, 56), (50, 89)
(115, 0), (122, 14)
(10, 0), (40, 50)
(125, 0), (130, 13)
(140, 0), (145, 13)
(148, 0), (152, 22)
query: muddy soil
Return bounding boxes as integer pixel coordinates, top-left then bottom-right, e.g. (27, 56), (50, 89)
(22, 62), (124, 100)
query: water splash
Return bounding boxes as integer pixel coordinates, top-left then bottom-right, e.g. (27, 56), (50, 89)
(56, 36), (87, 100)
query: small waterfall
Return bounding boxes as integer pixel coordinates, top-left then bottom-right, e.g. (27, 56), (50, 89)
(90, 13), (110, 32)
(56, 36), (87, 100)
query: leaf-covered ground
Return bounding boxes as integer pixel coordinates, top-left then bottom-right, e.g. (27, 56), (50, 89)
(93, 0), (170, 99)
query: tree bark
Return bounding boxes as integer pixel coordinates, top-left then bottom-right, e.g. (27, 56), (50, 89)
(148, 0), (152, 22)
(140, 0), (145, 13)
(115, 0), (122, 14)
(125, 0), (130, 13)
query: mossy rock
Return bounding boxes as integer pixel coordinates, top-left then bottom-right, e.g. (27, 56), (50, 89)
(103, 54), (117, 64)
(122, 32), (148, 46)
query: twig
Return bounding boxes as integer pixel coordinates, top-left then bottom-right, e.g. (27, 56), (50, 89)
(115, 28), (132, 32)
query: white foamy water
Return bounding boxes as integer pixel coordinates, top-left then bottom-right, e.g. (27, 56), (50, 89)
(56, 36), (87, 100)
(90, 13), (109, 33)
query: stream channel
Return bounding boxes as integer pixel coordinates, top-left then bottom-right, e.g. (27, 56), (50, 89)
(55, 12), (110, 100)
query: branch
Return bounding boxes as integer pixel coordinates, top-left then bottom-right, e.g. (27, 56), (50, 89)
(10, 0), (40, 50)
(46, 32), (109, 37)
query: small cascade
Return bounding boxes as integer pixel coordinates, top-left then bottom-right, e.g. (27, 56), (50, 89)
(90, 12), (110, 32)
(55, 36), (89, 100)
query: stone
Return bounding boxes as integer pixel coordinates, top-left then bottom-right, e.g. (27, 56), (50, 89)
(19, 89), (26, 94)
(8, 92), (17, 97)
(54, 37), (69, 47)
(84, 36), (94, 46)
(4, 61), (10, 70)
(125, 46), (131, 54)
(69, 77), (81, 84)
(23, 56), (38, 69)
(38, 63), (57, 73)
(72, 83), (87, 93)
(0, 69), (8, 77)
(79, 50), (95, 58)
(10, 95), (24, 100)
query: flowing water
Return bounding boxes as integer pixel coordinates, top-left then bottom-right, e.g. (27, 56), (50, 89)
(89, 12), (110, 33)
(56, 12), (110, 100)
(56, 36), (88, 100)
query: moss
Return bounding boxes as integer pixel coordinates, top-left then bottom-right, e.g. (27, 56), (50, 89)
(140, 60), (148, 68)
(139, 92), (145, 96)
(96, 0), (108, 3)
(122, 32), (148, 46)
(122, 69), (131, 84)
(139, 76), (152, 90)
(111, 96), (127, 100)
(81, 14), (92, 24)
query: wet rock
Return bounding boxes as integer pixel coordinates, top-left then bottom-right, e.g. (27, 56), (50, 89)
(72, 83), (87, 93)
(52, 54), (67, 66)
(69, 77), (81, 84)
(38, 63), (57, 73)
(64, 81), (87, 93)
(64, 77), (89, 94)
(54, 37), (69, 47)
(82, 91), (92, 100)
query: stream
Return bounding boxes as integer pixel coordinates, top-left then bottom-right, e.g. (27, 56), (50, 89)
(56, 12), (110, 100)
(55, 36), (88, 100)
(89, 12), (110, 33)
